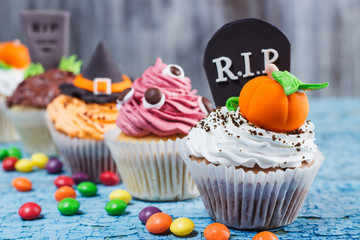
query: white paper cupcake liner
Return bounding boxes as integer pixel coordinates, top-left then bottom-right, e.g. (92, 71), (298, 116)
(46, 115), (117, 183)
(180, 140), (324, 229)
(105, 128), (199, 201)
(0, 97), (19, 142)
(6, 108), (58, 155)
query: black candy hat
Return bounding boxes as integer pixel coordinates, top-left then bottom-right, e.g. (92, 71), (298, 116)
(60, 42), (132, 104)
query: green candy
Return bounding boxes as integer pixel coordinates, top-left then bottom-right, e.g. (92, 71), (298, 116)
(77, 181), (98, 197)
(7, 147), (22, 159)
(105, 199), (127, 216)
(0, 149), (8, 161)
(58, 198), (80, 216)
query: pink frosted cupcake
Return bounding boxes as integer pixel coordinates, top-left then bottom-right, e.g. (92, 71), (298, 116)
(105, 58), (213, 201)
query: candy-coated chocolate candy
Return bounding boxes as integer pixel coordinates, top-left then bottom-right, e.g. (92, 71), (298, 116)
(77, 181), (97, 197)
(0, 148), (8, 161)
(109, 189), (132, 204)
(72, 172), (90, 184)
(146, 212), (172, 234)
(45, 158), (63, 174)
(252, 231), (278, 240)
(18, 202), (41, 220)
(58, 198), (80, 216)
(170, 217), (195, 236)
(204, 223), (230, 240)
(12, 177), (32, 192)
(54, 175), (75, 188)
(100, 171), (119, 186)
(15, 158), (34, 172)
(2, 157), (18, 171)
(31, 153), (49, 169)
(105, 199), (127, 216)
(139, 206), (162, 224)
(54, 186), (76, 201)
(7, 147), (22, 159)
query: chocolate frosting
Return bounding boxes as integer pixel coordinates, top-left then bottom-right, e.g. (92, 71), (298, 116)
(7, 69), (75, 108)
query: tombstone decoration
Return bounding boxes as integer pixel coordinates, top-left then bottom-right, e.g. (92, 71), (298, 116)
(203, 18), (291, 106)
(20, 10), (70, 70)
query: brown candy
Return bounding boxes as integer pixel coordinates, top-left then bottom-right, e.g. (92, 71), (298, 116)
(201, 97), (214, 113)
(170, 66), (181, 76)
(144, 88), (162, 104)
(117, 88), (132, 101)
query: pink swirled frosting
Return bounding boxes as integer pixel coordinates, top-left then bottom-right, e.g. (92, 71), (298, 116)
(116, 58), (207, 137)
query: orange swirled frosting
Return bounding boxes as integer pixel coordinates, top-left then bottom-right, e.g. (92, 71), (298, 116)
(47, 95), (118, 140)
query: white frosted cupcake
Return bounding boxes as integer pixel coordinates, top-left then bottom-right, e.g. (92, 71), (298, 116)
(182, 65), (328, 229)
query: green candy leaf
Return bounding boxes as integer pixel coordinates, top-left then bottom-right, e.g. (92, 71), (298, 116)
(226, 97), (239, 111)
(58, 54), (83, 75)
(0, 60), (12, 70)
(24, 63), (45, 78)
(272, 70), (329, 95)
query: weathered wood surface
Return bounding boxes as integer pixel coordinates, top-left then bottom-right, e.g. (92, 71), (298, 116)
(0, 0), (359, 99)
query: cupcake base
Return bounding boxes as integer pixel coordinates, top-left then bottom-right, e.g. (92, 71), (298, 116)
(180, 141), (324, 230)
(6, 107), (58, 155)
(105, 128), (199, 201)
(0, 97), (19, 142)
(46, 115), (117, 183)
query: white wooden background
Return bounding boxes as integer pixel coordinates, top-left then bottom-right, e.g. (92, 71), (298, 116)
(0, 0), (360, 99)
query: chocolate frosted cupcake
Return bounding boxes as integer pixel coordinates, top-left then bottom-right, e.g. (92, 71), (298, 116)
(6, 57), (79, 154)
(47, 42), (131, 182)
(105, 58), (213, 201)
(0, 40), (30, 142)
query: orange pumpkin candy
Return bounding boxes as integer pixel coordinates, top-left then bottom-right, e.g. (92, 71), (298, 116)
(0, 40), (31, 69)
(239, 76), (309, 133)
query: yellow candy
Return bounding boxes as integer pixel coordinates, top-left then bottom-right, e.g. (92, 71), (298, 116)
(170, 217), (195, 236)
(31, 153), (49, 169)
(15, 158), (34, 172)
(109, 189), (132, 204)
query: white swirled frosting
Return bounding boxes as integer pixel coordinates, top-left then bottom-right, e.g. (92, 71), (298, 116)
(186, 106), (318, 169)
(0, 68), (25, 96)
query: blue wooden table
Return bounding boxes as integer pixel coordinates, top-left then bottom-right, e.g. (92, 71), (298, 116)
(0, 98), (359, 240)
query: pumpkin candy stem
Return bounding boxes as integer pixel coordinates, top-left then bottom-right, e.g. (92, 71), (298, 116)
(272, 70), (329, 95)
(226, 97), (239, 111)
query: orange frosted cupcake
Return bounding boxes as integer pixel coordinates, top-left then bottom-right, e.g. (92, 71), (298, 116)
(47, 43), (131, 182)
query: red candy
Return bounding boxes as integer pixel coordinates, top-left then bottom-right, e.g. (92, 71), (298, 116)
(2, 157), (18, 171)
(99, 171), (119, 186)
(252, 231), (278, 240)
(18, 202), (41, 220)
(12, 177), (32, 192)
(204, 223), (230, 240)
(146, 212), (172, 234)
(54, 175), (75, 188)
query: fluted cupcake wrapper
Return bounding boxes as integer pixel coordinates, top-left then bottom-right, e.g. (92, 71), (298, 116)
(6, 108), (58, 155)
(46, 114), (117, 183)
(0, 97), (19, 142)
(105, 128), (199, 201)
(180, 140), (324, 230)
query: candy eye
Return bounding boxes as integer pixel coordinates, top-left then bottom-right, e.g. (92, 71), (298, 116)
(198, 97), (214, 114)
(162, 64), (185, 78)
(116, 88), (134, 110)
(142, 88), (165, 109)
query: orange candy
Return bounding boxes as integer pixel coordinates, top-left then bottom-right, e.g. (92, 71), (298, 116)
(146, 212), (173, 234)
(204, 223), (230, 240)
(0, 40), (31, 69)
(54, 186), (76, 202)
(12, 177), (32, 192)
(239, 76), (309, 132)
(253, 231), (278, 240)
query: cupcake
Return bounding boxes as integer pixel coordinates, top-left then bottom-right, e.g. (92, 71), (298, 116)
(105, 58), (214, 201)
(0, 39), (30, 142)
(47, 42), (132, 182)
(182, 19), (329, 229)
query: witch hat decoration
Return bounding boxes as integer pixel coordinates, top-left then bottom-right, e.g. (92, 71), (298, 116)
(60, 42), (131, 103)
(203, 18), (291, 106)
